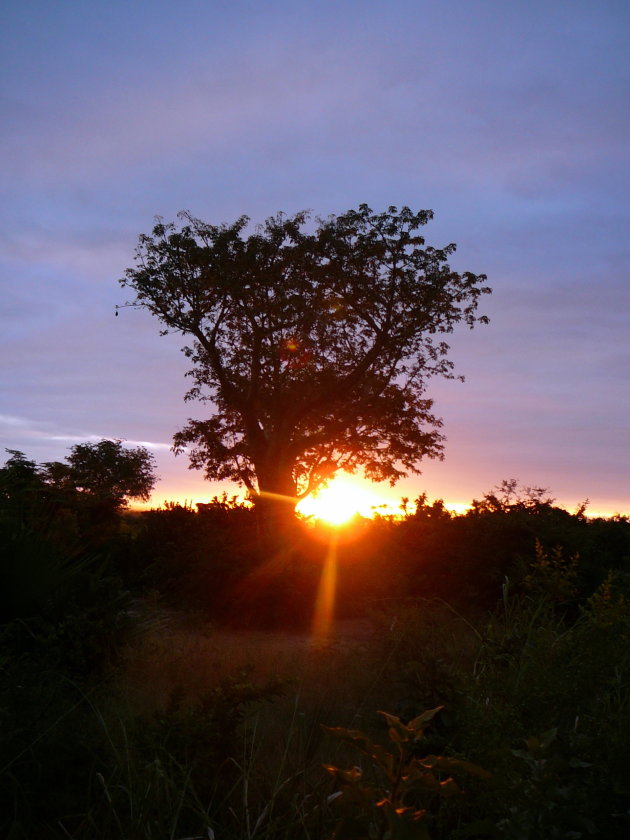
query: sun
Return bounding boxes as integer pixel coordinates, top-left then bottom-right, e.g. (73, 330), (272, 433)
(300, 484), (359, 525)
(297, 475), (393, 525)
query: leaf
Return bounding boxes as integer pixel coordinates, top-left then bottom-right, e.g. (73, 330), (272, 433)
(438, 777), (461, 797)
(323, 724), (395, 777)
(419, 755), (491, 779)
(382, 803), (431, 840)
(388, 726), (405, 743)
(407, 705), (444, 729)
(323, 764), (363, 785)
(402, 765), (441, 794)
(322, 725), (381, 757)
(372, 750), (395, 778)
(378, 710), (412, 743)
(407, 705), (444, 737)
(378, 711), (403, 729)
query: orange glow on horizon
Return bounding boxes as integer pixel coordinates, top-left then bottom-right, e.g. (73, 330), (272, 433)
(296, 474), (400, 524)
(131, 481), (627, 521)
(133, 485), (472, 519)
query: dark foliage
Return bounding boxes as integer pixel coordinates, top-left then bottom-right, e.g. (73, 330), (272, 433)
(2, 460), (630, 837)
(113, 485), (630, 628)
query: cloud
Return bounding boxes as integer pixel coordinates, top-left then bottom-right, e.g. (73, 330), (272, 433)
(1, 0), (628, 515)
(3, 0), (627, 201)
(0, 411), (171, 451)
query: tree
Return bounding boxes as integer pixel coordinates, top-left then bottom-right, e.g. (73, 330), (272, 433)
(43, 439), (157, 509)
(0, 449), (42, 499)
(1, 442), (157, 553)
(120, 204), (490, 525)
(0, 450), (46, 526)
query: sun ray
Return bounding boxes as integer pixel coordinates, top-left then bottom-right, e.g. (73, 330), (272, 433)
(310, 534), (338, 644)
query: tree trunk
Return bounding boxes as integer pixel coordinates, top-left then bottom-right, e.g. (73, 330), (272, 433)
(254, 488), (298, 538)
(253, 457), (300, 540)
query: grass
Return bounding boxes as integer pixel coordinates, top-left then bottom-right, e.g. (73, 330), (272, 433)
(116, 609), (377, 711)
(3, 477), (630, 836)
(94, 602), (486, 839)
(3, 587), (630, 838)
(60, 610), (394, 840)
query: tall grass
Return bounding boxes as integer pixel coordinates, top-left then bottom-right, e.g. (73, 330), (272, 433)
(3, 577), (630, 838)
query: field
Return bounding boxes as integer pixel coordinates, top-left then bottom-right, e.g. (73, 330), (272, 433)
(2, 488), (630, 838)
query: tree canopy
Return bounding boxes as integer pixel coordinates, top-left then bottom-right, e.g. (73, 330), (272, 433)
(43, 439), (157, 508)
(120, 204), (490, 515)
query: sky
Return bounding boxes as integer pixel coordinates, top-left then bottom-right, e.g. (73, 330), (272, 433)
(1, 0), (629, 517)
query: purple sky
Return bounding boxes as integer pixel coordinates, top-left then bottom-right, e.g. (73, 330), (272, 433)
(1, 0), (629, 515)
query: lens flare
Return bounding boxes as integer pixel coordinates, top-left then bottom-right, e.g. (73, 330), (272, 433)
(311, 534), (338, 643)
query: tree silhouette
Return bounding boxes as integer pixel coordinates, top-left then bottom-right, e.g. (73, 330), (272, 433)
(43, 439), (157, 509)
(120, 204), (490, 525)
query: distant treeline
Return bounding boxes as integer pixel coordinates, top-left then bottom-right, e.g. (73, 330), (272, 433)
(2, 446), (629, 628)
(114, 485), (628, 627)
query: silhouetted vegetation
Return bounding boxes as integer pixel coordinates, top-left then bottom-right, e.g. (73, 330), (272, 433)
(115, 482), (630, 629)
(2, 449), (630, 837)
(120, 204), (490, 529)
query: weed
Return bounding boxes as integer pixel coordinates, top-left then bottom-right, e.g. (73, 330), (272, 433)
(323, 707), (489, 839)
